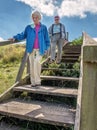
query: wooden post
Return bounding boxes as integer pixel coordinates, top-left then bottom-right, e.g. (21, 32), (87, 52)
(27, 55), (30, 74)
(66, 32), (69, 41)
(79, 38), (97, 130)
(15, 50), (28, 82)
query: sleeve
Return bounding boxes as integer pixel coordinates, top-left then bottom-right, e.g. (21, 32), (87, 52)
(44, 26), (50, 50)
(13, 26), (28, 41)
(62, 24), (66, 39)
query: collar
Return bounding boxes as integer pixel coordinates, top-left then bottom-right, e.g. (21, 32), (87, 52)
(30, 23), (41, 28)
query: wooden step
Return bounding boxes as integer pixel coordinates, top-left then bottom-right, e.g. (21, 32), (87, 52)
(61, 58), (79, 63)
(0, 100), (75, 126)
(62, 54), (80, 57)
(63, 51), (80, 54)
(40, 75), (79, 82)
(63, 45), (81, 54)
(62, 55), (80, 58)
(13, 85), (78, 97)
(62, 58), (78, 61)
(42, 68), (75, 71)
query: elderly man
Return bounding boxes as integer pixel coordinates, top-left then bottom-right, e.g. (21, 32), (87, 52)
(9, 10), (50, 87)
(49, 15), (66, 64)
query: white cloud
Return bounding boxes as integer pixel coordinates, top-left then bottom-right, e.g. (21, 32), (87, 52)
(17, 0), (55, 16)
(58, 0), (97, 18)
(16, 0), (97, 18)
(93, 38), (97, 41)
(0, 37), (4, 41)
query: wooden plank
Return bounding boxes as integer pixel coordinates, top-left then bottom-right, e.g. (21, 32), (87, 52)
(63, 49), (81, 54)
(62, 58), (78, 61)
(63, 45), (81, 50)
(79, 34), (97, 130)
(27, 57), (30, 74)
(13, 85), (78, 97)
(0, 40), (24, 46)
(40, 75), (79, 82)
(42, 68), (75, 71)
(0, 82), (19, 102)
(62, 54), (80, 58)
(74, 38), (83, 130)
(15, 50), (28, 82)
(0, 40), (15, 46)
(62, 54), (80, 57)
(74, 77), (82, 130)
(0, 75), (29, 102)
(0, 100), (75, 126)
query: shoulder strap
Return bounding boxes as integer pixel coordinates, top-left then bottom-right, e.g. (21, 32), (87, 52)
(51, 23), (62, 37)
(51, 24), (54, 36)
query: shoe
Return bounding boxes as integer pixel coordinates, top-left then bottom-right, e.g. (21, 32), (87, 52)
(35, 84), (41, 86)
(31, 84), (36, 87)
(56, 60), (61, 64)
(49, 59), (55, 64)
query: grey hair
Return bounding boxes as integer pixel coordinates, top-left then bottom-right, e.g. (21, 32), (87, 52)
(31, 10), (42, 20)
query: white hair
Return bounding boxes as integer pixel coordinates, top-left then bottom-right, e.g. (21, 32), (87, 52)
(31, 10), (42, 20)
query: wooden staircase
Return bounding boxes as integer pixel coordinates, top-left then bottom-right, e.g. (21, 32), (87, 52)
(0, 43), (81, 129)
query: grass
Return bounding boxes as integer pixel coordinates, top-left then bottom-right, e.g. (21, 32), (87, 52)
(0, 44), (25, 94)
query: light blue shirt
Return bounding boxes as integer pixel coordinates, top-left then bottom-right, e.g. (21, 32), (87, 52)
(53, 24), (61, 34)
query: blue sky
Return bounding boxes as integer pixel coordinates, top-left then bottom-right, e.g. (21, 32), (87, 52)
(0, 0), (97, 41)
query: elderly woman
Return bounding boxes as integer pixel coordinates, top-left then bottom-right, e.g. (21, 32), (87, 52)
(9, 11), (50, 87)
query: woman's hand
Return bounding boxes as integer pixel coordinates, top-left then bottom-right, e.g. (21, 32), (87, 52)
(8, 38), (16, 42)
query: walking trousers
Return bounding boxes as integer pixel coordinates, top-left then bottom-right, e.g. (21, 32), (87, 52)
(29, 49), (42, 85)
(51, 38), (64, 61)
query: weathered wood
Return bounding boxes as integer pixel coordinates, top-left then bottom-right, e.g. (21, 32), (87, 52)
(83, 44), (97, 62)
(62, 57), (78, 61)
(0, 82), (19, 102)
(63, 45), (81, 54)
(74, 49), (83, 130)
(0, 100), (75, 126)
(74, 77), (82, 130)
(27, 56), (30, 74)
(13, 85), (78, 97)
(0, 40), (16, 46)
(78, 32), (97, 130)
(0, 75), (30, 102)
(62, 54), (80, 57)
(66, 32), (69, 41)
(0, 40), (24, 46)
(15, 50), (28, 82)
(41, 56), (50, 65)
(42, 68), (75, 71)
(40, 75), (79, 82)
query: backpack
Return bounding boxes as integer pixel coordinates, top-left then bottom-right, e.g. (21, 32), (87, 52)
(51, 23), (62, 38)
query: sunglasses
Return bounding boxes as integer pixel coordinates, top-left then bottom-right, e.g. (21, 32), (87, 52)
(55, 19), (59, 21)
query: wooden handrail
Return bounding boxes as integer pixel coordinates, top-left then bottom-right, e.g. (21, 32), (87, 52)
(0, 40), (25, 46)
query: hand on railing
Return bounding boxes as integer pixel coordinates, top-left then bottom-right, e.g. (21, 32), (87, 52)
(8, 38), (16, 42)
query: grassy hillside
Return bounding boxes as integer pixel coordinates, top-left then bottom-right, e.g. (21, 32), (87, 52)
(0, 44), (25, 94)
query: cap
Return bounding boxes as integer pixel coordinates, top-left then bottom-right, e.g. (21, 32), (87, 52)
(54, 15), (60, 20)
